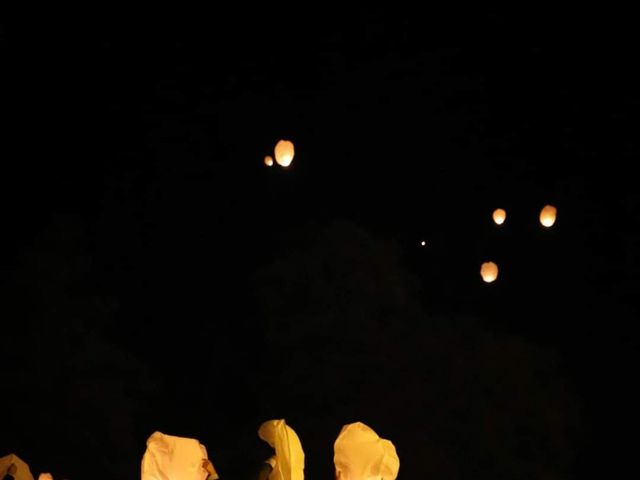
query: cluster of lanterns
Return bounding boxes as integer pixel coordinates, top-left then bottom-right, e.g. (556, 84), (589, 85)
(261, 141), (560, 288)
(480, 204), (558, 283)
(3, 419), (398, 480)
(421, 205), (559, 284)
(264, 140), (295, 168)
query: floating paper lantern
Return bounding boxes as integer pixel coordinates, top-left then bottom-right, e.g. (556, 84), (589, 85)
(420, 240), (426, 246)
(274, 140), (295, 167)
(39, 474), (53, 480)
(492, 208), (506, 225)
(539, 205), (557, 227)
(264, 155), (274, 167)
(480, 261), (498, 283)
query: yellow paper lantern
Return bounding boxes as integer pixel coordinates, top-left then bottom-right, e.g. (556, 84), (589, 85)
(258, 419), (305, 480)
(264, 155), (274, 167)
(274, 140), (295, 167)
(539, 205), (557, 227)
(141, 431), (213, 480)
(492, 208), (506, 225)
(334, 422), (399, 480)
(480, 261), (498, 283)
(0, 454), (34, 480)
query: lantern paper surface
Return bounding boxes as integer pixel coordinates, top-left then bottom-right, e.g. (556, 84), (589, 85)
(539, 205), (557, 227)
(492, 208), (506, 225)
(258, 419), (305, 480)
(141, 431), (216, 480)
(334, 422), (399, 480)
(0, 454), (35, 480)
(274, 140), (295, 167)
(480, 262), (499, 283)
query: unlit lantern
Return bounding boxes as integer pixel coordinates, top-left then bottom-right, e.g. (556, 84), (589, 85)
(480, 262), (498, 283)
(492, 208), (506, 225)
(274, 140), (295, 167)
(539, 205), (557, 227)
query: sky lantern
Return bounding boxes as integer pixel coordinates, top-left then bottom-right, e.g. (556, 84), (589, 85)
(141, 431), (217, 480)
(492, 208), (506, 225)
(334, 422), (399, 480)
(264, 155), (274, 167)
(274, 140), (295, 167)
(539, 205), (557, 227)
(420, 240), (426, 246)
(38, 475), (53, 480)
(258, 419), (305, 480)
(480, 261), (498, 283)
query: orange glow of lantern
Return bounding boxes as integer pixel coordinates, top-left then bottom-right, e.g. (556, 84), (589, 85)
(264, 155), (274, 167)
(539, 205), (557, 227)
(480, 262), (498, 283)
(274, 140), (295, 167)
(492, 208), (506, 225)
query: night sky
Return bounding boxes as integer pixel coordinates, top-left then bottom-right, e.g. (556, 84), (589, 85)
(2, 14), (639, 480)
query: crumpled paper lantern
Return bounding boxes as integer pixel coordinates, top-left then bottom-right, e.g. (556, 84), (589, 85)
(334, 422), (399, 480)
(258, 419), (305, 480)
(0, 453), (34, 480)
(141, 431), (218, 480)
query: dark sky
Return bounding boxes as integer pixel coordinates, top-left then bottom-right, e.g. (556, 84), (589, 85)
(1, 14), (639, 480)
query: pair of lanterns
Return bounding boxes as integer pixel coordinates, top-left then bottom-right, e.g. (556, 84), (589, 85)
(482, 205), (558, 283)
(491, 205), (557, 228)
(264, 140), (295, 168)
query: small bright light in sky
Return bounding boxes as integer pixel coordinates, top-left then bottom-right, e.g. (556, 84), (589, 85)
(275, 139), (295, 167)
(264, 155), (274, 167)
(492, 208), (506, 225)
(539, 205), (557, 227)
(480, 261), (499, 283)
(420, 240), (426, 246)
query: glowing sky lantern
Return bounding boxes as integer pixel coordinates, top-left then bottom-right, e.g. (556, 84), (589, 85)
(38, 475), (53, 480)
(274, 140), (295, 167)
(480, 262), (498, 283)
(264, 155), (274, 167)
(539, 205), (557, 227)
(492, 208), (506, 225)
(420, 240), (426, 246)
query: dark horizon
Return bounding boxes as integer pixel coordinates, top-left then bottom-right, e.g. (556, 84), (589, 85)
(1, 15), (638, 480)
